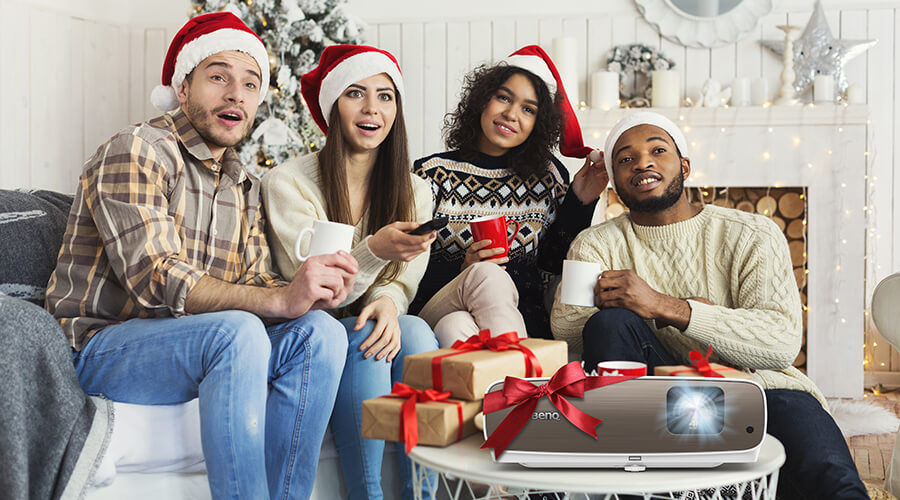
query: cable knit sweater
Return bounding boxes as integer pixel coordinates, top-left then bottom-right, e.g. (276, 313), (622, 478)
(551, 204), (827, 407)
(261, 153), (433, 316)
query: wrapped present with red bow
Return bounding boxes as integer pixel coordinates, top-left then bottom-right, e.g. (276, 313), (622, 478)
(401, 330), (568, 400)
(361, 382), (482, 453)
(653, 346), (752, 380)
(481, 361), (641, 458)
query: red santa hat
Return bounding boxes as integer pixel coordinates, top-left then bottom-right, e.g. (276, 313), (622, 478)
(503, 45), (593, 159)
(150, 12), (269, 112)
(300, 45), (405, 133)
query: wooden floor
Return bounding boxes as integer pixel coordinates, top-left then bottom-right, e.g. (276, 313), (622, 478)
(846, 389), (900, 497)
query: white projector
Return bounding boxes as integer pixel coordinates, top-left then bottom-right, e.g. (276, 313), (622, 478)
(482, 376), (767, 470)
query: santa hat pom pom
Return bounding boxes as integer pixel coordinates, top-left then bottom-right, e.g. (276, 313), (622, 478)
(151, 85), (180, 111)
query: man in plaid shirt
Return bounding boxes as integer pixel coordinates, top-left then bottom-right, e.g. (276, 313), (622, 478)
(45, 13), (354, 499)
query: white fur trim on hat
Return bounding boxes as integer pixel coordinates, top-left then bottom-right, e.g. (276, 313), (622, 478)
(155, 28), (270, 111)
(603, 111), (689, 191)
(504, 54), (557, 95)
(319, 51), (405, 127)
(151, 84), (180, 112)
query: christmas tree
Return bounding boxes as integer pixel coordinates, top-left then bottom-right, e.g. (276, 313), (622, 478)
(190, 0), (365, 176)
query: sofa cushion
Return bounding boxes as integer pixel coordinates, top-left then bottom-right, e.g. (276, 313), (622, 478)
(0, 189), (73, 305)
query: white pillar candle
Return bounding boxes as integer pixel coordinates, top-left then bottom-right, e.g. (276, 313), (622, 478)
(751, 77), (770, 105)
(846, 83), (865, 104)
(731, 77), (751, 106)
(813, 74), (834, 103)
(650, 70), (680, 108)
(590, 71), (619, 110)
(552, 37), (579, 105)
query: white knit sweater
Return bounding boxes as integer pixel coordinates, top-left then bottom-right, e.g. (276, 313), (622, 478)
(550, 204), (827, 407)
(261, 153), (433, 315)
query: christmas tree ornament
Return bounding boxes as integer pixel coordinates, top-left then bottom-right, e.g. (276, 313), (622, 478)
(283, 1), (306, 25)
(250, 116), (301, 146)
(761, 0), (876, 97)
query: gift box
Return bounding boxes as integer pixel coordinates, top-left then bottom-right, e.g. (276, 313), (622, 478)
(652, 346), (752, 380)
(654, 362), (752, 380)
(402, 331), (568, 400)
(361, 384), (482, 452)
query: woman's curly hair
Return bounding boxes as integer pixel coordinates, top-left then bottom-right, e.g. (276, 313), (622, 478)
(443, 63), (563, 178)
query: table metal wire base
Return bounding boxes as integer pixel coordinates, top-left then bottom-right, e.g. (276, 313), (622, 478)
(412, 461), (780, 500)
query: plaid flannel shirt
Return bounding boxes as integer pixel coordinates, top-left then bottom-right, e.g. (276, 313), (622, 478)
(46, 110), (285, 350)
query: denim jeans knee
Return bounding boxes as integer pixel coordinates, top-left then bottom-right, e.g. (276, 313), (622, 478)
(209, 310), (270, 364)
(397, 315), (439, 354)
(277, 310), (347, 368)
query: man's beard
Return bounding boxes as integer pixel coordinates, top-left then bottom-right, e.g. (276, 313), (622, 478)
(184, 99), (251, 149)
(617, 169), (685, 214)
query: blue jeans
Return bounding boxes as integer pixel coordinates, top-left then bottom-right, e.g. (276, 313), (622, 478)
(330, 315), (438, 500)
(72, 310), (347, 500)
(581, 308), (868, 499)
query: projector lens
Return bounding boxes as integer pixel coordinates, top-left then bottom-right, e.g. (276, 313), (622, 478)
(666, 386), (725, 434)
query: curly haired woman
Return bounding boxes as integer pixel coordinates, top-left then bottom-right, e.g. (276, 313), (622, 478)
(409, 46), (608, 345)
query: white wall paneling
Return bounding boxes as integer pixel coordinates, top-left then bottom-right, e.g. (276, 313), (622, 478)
(515, 19), (538, 50)
(491, 20), (516, 64)
(422, 22), (447, 157)
(446, 22), (470, 120)
(1, 0), (31, 189)
(399, 22), (425, 162)
(0, 0), (185, 192)
(469, 20), (492, 67)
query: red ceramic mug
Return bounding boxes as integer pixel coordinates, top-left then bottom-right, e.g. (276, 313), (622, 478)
(470, 215), (520, 259)
(596, 361), (647, 377)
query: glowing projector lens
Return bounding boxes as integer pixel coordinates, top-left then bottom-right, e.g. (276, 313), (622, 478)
(666, 386), (725, 435)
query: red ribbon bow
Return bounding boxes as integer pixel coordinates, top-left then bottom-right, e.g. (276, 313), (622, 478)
(385, 382), (462, 454)
(671, 346), (726, 378)
(480, 361), (638, 457)
(430, 329), (542, 392)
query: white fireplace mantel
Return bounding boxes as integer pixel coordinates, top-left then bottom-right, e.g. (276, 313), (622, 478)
(572, 104), (869, 398)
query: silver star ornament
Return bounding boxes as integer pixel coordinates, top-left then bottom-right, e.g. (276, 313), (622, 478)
(761, 0), (876, 97)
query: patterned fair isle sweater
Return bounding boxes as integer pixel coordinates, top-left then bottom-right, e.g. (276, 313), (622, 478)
(551, 204), (827, 407)
(410, 150), (596, 339)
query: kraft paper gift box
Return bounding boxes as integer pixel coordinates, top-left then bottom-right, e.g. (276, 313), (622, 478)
(654, 362), (752, 380)
(361, 393), (482, 449)
(402, 336), (568, 400)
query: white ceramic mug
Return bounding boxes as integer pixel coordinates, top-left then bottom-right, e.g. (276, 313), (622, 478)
(294, 220), (355, 261)
(559, 259), (605, 307)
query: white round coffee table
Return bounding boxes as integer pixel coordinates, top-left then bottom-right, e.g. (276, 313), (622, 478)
(408, 433), (785, 500)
